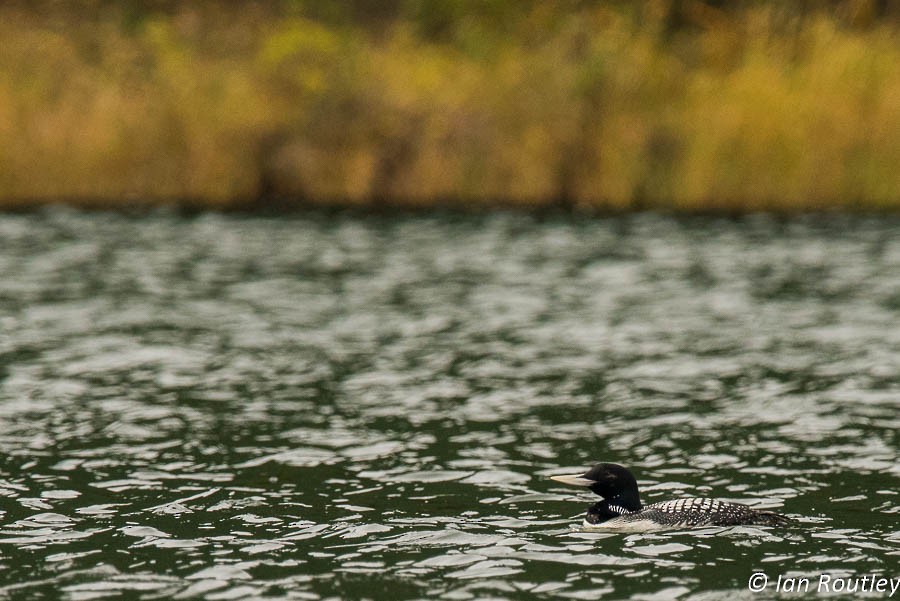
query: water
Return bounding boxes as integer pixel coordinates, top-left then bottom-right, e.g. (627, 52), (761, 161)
(0, 210), (898, 600)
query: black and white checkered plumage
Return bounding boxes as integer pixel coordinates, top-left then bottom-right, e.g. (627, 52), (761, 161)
(551, 463), (793, 531)
(596, 498), (792, 529)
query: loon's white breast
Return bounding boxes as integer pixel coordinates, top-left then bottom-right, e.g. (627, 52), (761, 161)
(582, 516), (667, 532)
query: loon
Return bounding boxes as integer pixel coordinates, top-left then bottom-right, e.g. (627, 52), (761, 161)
(551, 463), (792, 530)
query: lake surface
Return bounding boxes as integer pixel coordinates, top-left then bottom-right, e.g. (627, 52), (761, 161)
(0, 210), (898, 600)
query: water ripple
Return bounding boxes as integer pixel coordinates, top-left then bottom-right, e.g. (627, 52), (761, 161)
(0, 212), (897, 599)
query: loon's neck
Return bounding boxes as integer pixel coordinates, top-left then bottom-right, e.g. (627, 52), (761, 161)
(586, 494), (643, 524)
(610, 489), (642, 513)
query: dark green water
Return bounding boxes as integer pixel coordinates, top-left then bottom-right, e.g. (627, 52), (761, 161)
(0, 210), (897, 600)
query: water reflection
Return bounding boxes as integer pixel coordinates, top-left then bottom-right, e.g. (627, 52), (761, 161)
(0, 211), (898, 600)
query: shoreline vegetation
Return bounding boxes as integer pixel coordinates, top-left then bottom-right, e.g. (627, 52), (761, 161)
(2, 1), (900, 213)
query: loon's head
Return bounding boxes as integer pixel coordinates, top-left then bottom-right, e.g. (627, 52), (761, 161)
(550, 462), (642, 513)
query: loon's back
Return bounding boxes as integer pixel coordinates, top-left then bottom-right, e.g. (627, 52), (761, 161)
(586, 498), (793, 531)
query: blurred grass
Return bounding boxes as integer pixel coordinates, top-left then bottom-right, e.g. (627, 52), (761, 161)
(1, 1), (899, 211)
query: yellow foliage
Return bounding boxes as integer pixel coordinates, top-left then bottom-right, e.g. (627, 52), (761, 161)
(0, 3), (898, 211)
